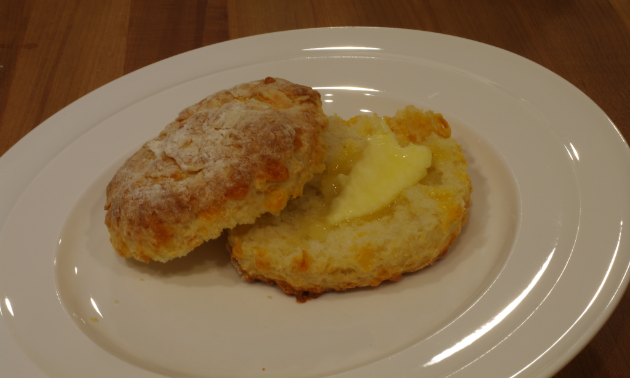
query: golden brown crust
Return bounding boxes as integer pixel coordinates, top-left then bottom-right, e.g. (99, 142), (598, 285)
(227, 236), (457, 303)
(105, 78), (328, 263)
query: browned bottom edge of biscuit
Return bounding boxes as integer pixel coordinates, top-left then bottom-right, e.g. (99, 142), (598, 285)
(227, 239), (455, 303)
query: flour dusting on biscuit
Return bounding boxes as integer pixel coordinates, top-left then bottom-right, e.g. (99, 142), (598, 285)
(105, 78), (328, 263)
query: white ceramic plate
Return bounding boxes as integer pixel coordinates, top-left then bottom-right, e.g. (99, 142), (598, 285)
(1, 28), (629, 378)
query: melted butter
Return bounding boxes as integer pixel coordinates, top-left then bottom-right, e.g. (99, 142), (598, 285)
(291, 140), (363, 243)
(327, 119), (431, 224)
(319, 139), (363, 198)
(291, 117), (432, 244)
(295, 194), (410, 243)
(424, 186), (463, 231)
(294, 195), (330, 243)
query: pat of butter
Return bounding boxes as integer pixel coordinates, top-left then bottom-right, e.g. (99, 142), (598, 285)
(327, 119), (432, 224)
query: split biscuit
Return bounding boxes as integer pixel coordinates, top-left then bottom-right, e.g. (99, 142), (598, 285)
(228, 106), (472, 302)
(105, 77), (328, 263)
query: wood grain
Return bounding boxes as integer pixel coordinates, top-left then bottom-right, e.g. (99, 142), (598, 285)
(203, 0), (229, 46)
(609, 0), (630, 32)
(0, 0), (129, 156)
(126, 0), (202, 73)
(0, 1), (629, 377)
(124, 0), (229, 74)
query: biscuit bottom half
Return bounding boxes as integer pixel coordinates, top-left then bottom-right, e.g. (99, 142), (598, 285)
(227, 106), (472, 302)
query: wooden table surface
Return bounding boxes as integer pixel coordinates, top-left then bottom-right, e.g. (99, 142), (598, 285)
(1, 1), (629, 376)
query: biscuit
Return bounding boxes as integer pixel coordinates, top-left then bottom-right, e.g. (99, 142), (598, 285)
(105, 77), (328, 263)
(228, 106), (472, 301)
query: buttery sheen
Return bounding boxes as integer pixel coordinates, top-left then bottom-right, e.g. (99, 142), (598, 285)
(327, 119), (432, 224)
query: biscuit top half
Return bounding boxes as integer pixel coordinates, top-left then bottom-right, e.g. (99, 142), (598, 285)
(105, 77), (328, 263)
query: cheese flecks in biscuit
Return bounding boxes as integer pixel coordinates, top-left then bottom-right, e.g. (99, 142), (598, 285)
(228, 106), (472, 302)
(105, 78), (328, 263)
